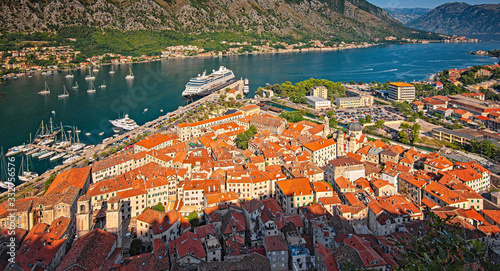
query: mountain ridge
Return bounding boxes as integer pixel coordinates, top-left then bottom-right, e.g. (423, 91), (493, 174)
(384, 7), (431, 25)
(407, 2), (500, 35)
(0, 0), (437, 41)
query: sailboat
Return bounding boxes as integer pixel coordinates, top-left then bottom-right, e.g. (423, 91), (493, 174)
(38, 81), (51, 95)
(18, 156), (38, 182)
(65, 70), (74, 78)
(0, 148), (13, 189)
(58, 85), (69, 98)
(99, 80), (107, 88)
(85, 67), (95, 80)
(93, 65), (100, 72)
(125, 66), (134, 80)
(87, 81), (96, 93)
(72, 81), (79, 90)
(67, 126), (86, 152)
(109, 66), (115, 74)
(33, 118), (59, 145)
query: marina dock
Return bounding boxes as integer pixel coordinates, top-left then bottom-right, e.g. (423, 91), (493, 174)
(27, 144), (78, 156)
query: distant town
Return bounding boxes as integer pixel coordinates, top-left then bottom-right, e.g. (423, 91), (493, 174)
(0, 34), (478, 78)
(1, 55), (500, 270)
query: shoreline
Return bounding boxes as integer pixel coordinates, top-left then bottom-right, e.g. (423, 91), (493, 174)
(1, 39), (479, 75)
(0, 80), (245, 198)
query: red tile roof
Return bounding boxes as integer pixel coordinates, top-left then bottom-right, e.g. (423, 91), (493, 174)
(315, 243), (340, 271)
(117, 188), (147, 199)
(318, 196), (342, 206)
(57, 229), (117, 271)
(45, 166), (91, 195)
(312, 181), (333, 193)
(329, 157), (363, 167)
(342, 235), (387, 268)
(300, 203), (331, 220)
(205, 191), (239, 205)
(261, 198), (284, 214)
(482, 210), (500, 225)
(135, 133), (179, 149)
(423, 182), (467, 205)
(303, 138), (336, 152)
(334, 176), (355, 190)
(169, 231), (206, 259)
(276, 177), (313, 197)
(264, 234), (288, 251)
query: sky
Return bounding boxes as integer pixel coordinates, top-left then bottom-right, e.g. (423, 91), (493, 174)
(368, 0), (500, 9)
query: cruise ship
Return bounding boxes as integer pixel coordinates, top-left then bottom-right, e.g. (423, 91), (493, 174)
(182, 66), (235, 97)
(109, 114), (139, 131)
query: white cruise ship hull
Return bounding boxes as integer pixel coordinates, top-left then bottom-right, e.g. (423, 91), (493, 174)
(182, 66), (235, 97)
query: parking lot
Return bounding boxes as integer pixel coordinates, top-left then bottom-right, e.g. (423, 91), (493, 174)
(335, 107), (404, 124)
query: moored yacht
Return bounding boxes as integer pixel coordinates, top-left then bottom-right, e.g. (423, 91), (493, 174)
(243, 78), (249, 94)
(110, 114), (139, 131)
(50, 152), (66, 161)
(38, 151), (55, 159)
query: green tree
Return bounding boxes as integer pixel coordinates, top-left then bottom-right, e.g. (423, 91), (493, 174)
(398, 130), (410, 144)
(279, 111), (304, 123)
(187, 211), (199, 227)
(129, 239), (143, 256)
(469, 139), (499, 159)
(236, 125), (258, 149)
(375, 120), (385, 129)
(329, 117), (338, 128)
(43, 172), (58, 194)
(365, 115), (373, 123)
(395, 213), (495, 271)
(399, 122), (411, 129)
(151, 202), (165, 212)
(392, 101), (412, 113)
(411, 123), (421, 143)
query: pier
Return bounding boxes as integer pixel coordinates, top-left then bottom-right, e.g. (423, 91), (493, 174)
(27, 144), (78, 155)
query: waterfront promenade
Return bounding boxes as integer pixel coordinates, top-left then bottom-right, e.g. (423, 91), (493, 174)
(1, 80), (246, 197)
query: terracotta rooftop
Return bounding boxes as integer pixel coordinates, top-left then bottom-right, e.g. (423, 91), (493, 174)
(423, 182), (467, 206)
(318, 196), (342, 206)
(276, 177), (313, 197)
(482, 210), (500, 225)
(56, 229), (116, 271)
(312, 181), (333, 193)
(135, 133), (179, 149)
(303, 138), (336, 152)
(205, 191), (239, 205)
(264, 234), (288, 251)
(169, 231), (206, 259)
(334, 176), (355, 190)
(240, 104), (260, 111)
(329, 157), (363, 167)
(45, 166), (91, 196)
